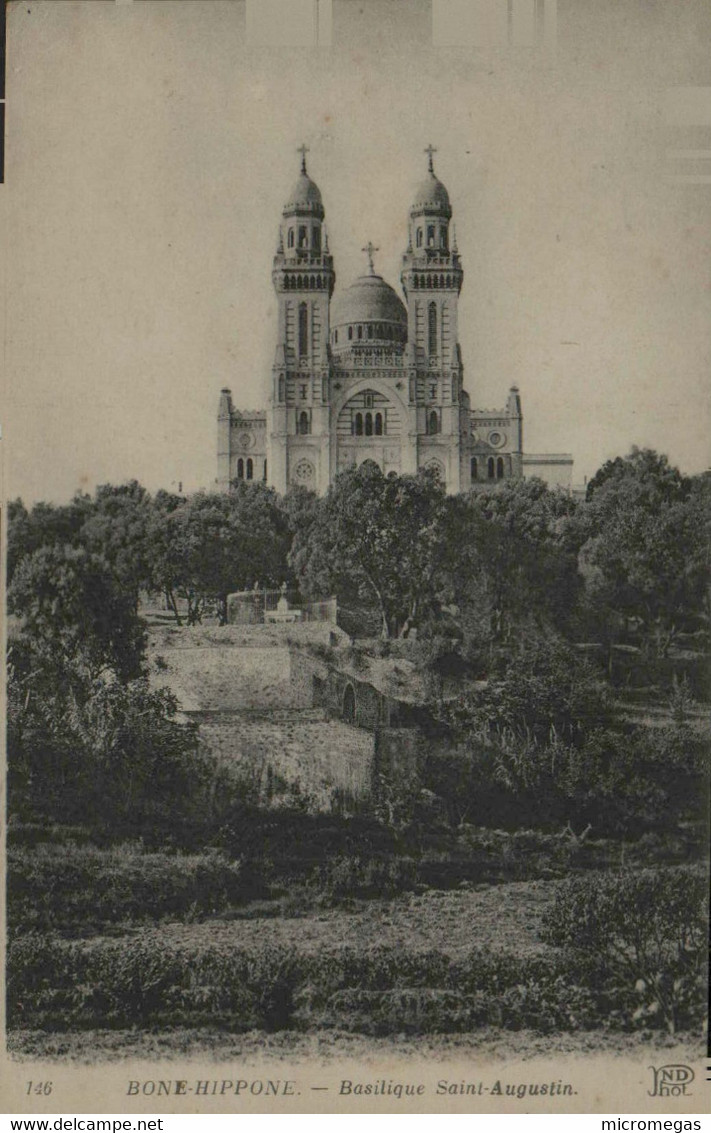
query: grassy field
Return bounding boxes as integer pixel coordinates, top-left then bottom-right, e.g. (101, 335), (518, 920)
(96, 880), (555, 959)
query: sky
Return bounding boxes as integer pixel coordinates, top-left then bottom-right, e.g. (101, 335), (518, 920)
(2, 0), (710, 504)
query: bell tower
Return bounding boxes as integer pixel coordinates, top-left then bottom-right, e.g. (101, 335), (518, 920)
(401, 146), (466, 491)
(269, 145), (335, 494)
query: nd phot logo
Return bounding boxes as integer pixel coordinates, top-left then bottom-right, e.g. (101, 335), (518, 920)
(648, 1065), (695, 1098)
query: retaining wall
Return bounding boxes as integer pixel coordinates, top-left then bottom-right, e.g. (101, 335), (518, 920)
(196, 709), (375, 811)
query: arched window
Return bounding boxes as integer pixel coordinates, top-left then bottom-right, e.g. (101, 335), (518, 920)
(440, 274), (445, 288)
(416, 228), (423, 248)
(246, 458), (253, 480)
(367, 324), (373, 339)
(316, 274), (322, 288)
(342, 684), (356, 724)
(263, 459), (267, 482)
(298, 225), (308, 248)
(497, 456), (505, 480)
(298, 410), (310, 435)
(413, 275), (419, 289)
(357, 325), (363, 339)
(287, 228), (294, 248)
(355, 412), (363, 436)
(375, 412), (384, 436)
(427, 225), (435, 247)
(365, 412), (373, 436)
(298, 303), (308, 357)
(446, 275), (452, 288)
(488, 457), (495, 480)
(433, 275), (439, 289)
(428, 410), (439, 435)
(441, 228), (447, 249)
(313, 227), (321, 253)
(278, 375), (285, 402)
(334, 329), (338, 344)
(237, 458), (244, 479)
(297, 275), (303, 289)
(428, 302), (437, 356)
(348, 326), (353, 341)
(426, 274), (432, 289)
(470, 457), (478, 481)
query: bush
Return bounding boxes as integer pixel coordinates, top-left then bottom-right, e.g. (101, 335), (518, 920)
(425, 718), (710, 837)
(9, 928), (705, 1036)
(7, 845), (256, 933)
(541, 866), (708, 1034)
(6, 936), (303, 1032)
(308, 855), (419, 901)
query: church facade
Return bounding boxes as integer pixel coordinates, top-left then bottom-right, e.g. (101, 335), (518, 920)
(217, 147), (573, 495)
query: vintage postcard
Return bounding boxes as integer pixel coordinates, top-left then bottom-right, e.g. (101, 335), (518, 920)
(1, 0), (710, 1116)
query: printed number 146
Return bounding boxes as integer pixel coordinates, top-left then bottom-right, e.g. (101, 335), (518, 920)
(26, 1082), (53, 1096)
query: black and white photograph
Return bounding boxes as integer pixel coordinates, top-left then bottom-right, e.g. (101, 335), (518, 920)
(1, 0), (710, 1116)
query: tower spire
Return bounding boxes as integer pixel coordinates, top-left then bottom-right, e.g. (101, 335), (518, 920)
(361, 241), (380, 275)
(297, 143), (310, 174)
(424, 143), (437, 174)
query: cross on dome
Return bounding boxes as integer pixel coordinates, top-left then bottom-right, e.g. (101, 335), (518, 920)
(361, 241), (380, 275)
(297, 143), (310, 174)
(424, 143), (438, 173)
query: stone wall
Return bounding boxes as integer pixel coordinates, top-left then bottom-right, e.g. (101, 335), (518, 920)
(151, 645), (306, 712)
(149, 626), (341, 713)
(196, 709), (375, 812)
(374, 728), (427, 794)
(148, 624), (426, 814)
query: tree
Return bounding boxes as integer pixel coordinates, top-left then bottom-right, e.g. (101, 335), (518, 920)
(81, 481), (156, 609)
(150, 485), (291, 624)
(541, 867), (707, 1034)
(585, 447), (686, 503)
(6, 543), (212, 836)
(444, 479), (582, 645)
(8, 544), (146, 687)
(145, 489), (188, 622)
(438, 638), (613, 750)
(7, 647), (205, 837)
(6, 494), (93, 584)
(576, 450), (709, 655)
(291, 464), (448, 638)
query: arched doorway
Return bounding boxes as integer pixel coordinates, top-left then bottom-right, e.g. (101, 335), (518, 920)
(342, 683), (356, 724)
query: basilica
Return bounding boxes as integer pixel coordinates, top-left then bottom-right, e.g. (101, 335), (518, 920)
(217, 147), (572, 495)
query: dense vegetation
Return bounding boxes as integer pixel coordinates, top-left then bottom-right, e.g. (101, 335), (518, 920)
(6, 447), (710, 1048)
(9, 866), (705, 1036)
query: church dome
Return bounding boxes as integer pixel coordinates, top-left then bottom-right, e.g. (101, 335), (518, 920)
(282, 172), (324, 219)
(410, 171), (452, 218)
(331, 274), (407, 329)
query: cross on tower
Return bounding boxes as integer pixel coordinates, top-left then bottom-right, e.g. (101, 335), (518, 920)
(361, 241), (380, 274)
(424, 143), (437, 173)
(297, 143), (310, 174)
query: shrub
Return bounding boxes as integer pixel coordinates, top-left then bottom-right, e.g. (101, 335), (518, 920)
(8, 928), (706, 1036)
(7, 845), (254, 933)
(6, 936), (304, 1032)
(309, 855), (419, 901)
(541, 866), (708, 1034)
